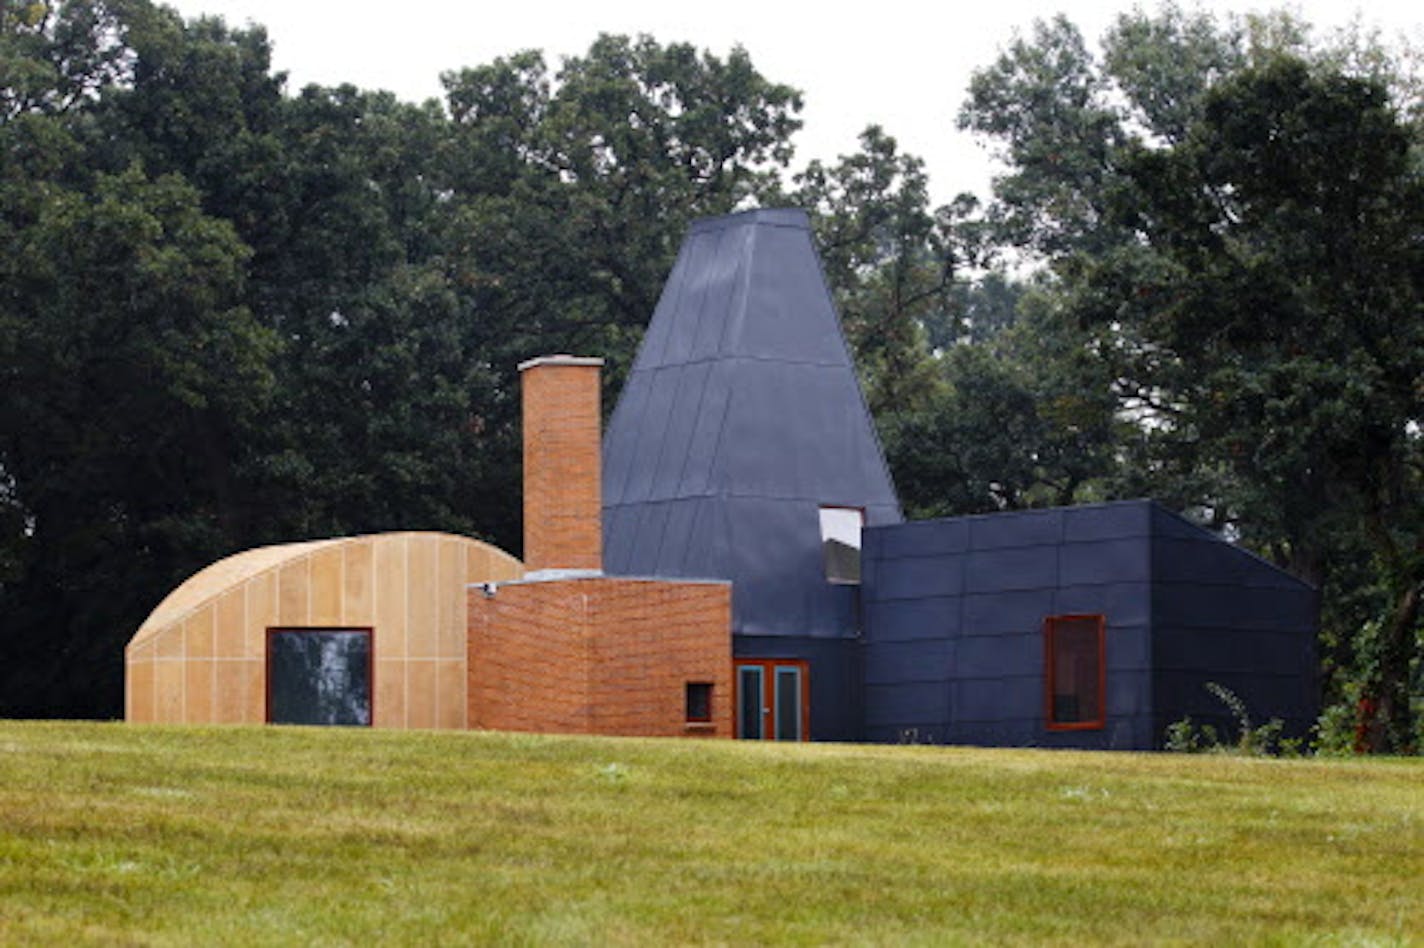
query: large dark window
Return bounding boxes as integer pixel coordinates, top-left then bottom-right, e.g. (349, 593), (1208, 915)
(1045, 615), (1105, 730)
(267, 628), (372, 726)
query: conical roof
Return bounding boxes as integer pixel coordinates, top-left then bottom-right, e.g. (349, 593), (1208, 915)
(602, 208), (902, 638)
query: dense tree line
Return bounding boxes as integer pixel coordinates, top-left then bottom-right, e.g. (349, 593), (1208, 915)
(2, 1), (1419, 750)
(1, 0), (807, 714)
(925, 7), (1424, 751)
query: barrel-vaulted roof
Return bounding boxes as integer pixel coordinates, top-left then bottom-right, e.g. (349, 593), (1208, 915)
(128, 532), (520, 650)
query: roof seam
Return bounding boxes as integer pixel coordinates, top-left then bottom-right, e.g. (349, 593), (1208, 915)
(671, 361), (712, 513)
(606, 495), (903, 505)
(627, 353), (850, 371)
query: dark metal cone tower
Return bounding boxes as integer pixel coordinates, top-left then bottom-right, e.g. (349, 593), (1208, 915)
(602, 208), (902, 642)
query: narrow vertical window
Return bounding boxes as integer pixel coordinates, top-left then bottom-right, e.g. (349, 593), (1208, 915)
(1045, 615), (1106, 730)
(774, 666), (802, 741)
(819, 506), (865, 584)
(685, 682), (713, 724)
(738, 665), (764, 739)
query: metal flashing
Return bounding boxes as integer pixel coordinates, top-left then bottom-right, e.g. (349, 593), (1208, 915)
(519, 568), (604, 582)
(479, 572), (730, 588)
(517, 354), (606, 372)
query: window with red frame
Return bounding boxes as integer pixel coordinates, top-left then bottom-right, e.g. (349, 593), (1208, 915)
(1045, 615), (1105, 730)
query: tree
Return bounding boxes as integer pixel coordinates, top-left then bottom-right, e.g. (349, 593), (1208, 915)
(959, 14), (1126, 259)
(960, 6), (1424, 749)
(437, 34), (805, 541)
(1088, 58), (1424, 750)
(957, 4), (1339, 261)
(90, 5), (528, 549)
(1, 0), (138, 124)
(0, 164), (276, 716)
(440, 35), (803, 377)
(885, 279), (1122, 518)
(791, 126), (965, 417)
(232, 85), (501, 546)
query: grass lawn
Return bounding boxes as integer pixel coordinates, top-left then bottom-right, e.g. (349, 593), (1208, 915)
(0, 721), (1419, 945)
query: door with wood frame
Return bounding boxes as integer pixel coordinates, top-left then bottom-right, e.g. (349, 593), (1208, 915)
(734, 659), (809, 740)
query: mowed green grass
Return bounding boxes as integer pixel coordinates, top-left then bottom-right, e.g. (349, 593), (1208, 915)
(0, 722), (1419, 945)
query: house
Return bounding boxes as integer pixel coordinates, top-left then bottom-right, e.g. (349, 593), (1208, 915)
(125, 208), (1318, 748)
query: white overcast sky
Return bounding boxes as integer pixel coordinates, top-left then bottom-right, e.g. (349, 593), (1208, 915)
(163, 0), (1421, 206)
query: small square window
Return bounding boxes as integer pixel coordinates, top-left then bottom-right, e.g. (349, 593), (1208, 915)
(685, 682), (713, 723)
(819, 506), (864, 584)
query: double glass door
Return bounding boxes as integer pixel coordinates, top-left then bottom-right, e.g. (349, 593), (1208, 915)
(735, 659), (808, 741)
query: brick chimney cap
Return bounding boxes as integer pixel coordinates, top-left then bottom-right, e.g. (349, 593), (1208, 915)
(517, 354), (605, 372)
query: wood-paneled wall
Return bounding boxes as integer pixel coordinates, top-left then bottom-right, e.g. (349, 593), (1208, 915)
(125, 532), (522, 728)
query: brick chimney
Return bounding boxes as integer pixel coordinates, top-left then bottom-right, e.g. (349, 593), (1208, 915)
(518, 355), (605, 572)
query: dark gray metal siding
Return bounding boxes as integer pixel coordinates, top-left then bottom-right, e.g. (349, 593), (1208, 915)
(861, 502), (1155, 749)
(1149, 506), (1318, 742)
(603, 208), (902, 643)
(861, 500), (1319, 750)
(734, 635), (863, 742)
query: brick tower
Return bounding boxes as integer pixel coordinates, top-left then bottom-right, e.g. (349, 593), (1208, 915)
(520, 355), (604, 572)
(467, 356), (732, 737)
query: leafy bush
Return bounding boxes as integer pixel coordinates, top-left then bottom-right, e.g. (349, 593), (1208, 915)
(1164, 683), (1287, 755)
(1313, 698), (1361, 756)
(1163, 717), (1217, 753)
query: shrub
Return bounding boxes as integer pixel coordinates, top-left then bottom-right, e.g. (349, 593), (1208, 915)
(1164, 683), (1286, 756)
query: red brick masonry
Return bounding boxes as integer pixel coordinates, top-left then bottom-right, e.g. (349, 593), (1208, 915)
(520, 357), (603, 572)
(468, 576), (732, 737)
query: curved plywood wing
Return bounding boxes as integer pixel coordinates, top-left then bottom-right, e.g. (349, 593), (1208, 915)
(129, 538), (346, 650)
(125, 532), (522, 728)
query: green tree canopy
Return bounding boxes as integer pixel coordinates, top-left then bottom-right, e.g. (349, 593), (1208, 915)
(1090, 56), (1424, 748)
(0, 161), (275, 714)
(0, 5), (810, 716)
(959, 5), (1424, 750)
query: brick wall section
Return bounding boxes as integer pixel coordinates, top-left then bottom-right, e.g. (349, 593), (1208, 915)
(467, 580), (593, 734)
(520, 356), (603, 571)
(468, 577), (732, 737)
(589, 580), (732, 736)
